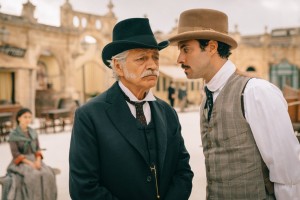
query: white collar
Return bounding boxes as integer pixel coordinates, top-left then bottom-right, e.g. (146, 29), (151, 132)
(118, 81), (156, 102)
(206, 60), (236, 92)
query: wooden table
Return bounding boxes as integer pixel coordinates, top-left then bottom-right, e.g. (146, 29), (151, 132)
(0, 104), (21, 127)
(41, 108), (71, 133)
(0, 112), (13, 142)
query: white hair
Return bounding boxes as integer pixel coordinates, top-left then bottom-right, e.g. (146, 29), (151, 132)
(107, 50), (129, 81)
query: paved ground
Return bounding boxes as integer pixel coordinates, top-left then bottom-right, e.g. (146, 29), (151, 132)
(0, 110), (206, 200)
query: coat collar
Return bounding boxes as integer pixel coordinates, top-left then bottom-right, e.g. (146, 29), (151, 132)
(118, 81), (156, 102)
(106, 82), (168, 172)
(206, 60), (236, 92)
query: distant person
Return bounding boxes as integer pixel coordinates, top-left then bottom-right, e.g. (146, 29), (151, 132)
(169, 8), (300, 199)
(178, 82), (187, 112)
(69, 18), (193, 200)
(4, 108), (57, 200)
(167, 81), (176, 107)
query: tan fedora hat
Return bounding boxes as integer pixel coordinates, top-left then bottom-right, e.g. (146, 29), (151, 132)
(169, 9), (238, 49)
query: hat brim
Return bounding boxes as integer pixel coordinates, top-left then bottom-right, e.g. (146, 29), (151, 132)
(102, 40), (169, 68)
(169, 30), (237, 49)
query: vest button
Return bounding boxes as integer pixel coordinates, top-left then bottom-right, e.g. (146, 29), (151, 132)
(146, 176), (152, 182)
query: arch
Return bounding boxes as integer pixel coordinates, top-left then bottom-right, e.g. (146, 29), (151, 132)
(35, 48), (64, 92)
(270, 59), (299, 90)
(78, 31), (107, 47)
(246, 66), (256, 72)
(73, 16), (80, 27)
(95, 20), (102, 30)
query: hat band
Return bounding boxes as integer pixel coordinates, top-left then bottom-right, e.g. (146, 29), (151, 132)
(178, 26), (228, 34)
(115, 34), (157, 45)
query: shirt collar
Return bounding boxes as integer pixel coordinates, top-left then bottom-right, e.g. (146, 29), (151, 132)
(118, 81), (156, 102)
(206, 60), (236, 92)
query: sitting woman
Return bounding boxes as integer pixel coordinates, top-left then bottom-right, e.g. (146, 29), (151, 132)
(4, 108), (57, 200)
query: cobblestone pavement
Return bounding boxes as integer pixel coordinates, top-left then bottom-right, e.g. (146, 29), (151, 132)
(0, 111), (206, 200)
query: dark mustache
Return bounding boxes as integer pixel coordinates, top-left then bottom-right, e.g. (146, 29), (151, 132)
(181, 64), (190, 69)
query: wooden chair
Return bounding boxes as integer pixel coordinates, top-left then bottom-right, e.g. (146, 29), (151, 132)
(0, 112), (13, 143)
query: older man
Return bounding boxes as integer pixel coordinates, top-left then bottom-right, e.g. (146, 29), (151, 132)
(69, 18), (193, 200)
(169, 8), (300, 200)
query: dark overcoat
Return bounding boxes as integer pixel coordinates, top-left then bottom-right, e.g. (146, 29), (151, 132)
(69, 82), (193, 200)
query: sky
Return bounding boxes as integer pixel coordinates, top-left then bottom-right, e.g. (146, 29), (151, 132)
(0, 0), (300, 35)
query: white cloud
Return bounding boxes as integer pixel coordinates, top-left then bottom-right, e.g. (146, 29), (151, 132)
(261, 0), (281, 10)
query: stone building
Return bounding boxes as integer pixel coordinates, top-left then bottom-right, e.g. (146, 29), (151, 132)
(0, 0), (299, 116)
(231, 26), (300, 89)
(0, 0), (117, 115)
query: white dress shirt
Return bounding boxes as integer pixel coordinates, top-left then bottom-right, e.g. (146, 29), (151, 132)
(206, 60), (300, 199)
(118, 81), (156, 125)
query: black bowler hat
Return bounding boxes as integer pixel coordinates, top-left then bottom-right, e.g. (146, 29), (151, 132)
(101, 18), (169, 68)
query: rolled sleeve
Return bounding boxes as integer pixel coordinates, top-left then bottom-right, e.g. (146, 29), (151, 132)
(14, 154), (25, 165)
(35, 151), (43, 159)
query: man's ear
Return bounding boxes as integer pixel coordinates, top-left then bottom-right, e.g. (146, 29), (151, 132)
(208, 40), (218, 55)
(114, 59), (124, 77)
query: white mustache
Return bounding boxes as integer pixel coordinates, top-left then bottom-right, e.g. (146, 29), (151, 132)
(140, 70), (159, 78)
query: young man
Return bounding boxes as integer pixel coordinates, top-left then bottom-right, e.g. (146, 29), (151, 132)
(169, 8), (300, 199)
(69, 18), (193, 200)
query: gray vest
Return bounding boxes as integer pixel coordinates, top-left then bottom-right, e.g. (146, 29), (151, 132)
(200, 73), (273, 199)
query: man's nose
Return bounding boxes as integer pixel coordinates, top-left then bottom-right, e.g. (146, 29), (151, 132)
(146, 58), (158, 70)
(177, 53), (185, 64)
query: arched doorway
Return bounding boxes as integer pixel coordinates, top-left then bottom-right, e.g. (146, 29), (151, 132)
(37, 52), (61, 91)
(246, 66), (256, 72)
(270, 60), (299, 90)
(35, 52), (62, 116)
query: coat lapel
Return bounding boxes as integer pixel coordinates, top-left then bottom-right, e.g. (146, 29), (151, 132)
(106, 83), (148, 163)
(150, 101), (167, 173)
(105, 83), (168, 172)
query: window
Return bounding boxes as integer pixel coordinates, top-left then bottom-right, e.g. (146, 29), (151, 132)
(73, 16), (80, 27)
(95, 20), (102, 30)
(0, 71), (15, 104)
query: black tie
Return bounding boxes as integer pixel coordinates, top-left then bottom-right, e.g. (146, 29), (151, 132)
(204, 86), (214, 121)
(122, 92), (147, 126)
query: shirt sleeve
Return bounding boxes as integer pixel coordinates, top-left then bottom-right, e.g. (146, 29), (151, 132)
(9, 141), (25, 164)
(244, 78), (300, 200)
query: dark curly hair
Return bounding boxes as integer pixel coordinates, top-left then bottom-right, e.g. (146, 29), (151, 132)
(197, 39), (232, 59)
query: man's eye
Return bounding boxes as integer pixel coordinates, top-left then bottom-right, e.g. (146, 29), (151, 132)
(153, 56), (159, 61)
(183, 48), (189, 53)
(137, 57), (146, 61)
